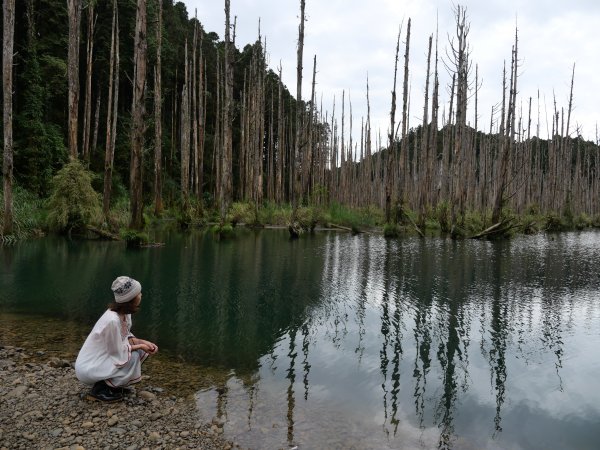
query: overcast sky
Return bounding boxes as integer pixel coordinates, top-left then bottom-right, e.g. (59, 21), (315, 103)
(182, 0), (600, 145)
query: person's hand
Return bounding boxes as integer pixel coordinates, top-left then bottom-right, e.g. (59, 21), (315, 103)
(138, 340), (158, 355)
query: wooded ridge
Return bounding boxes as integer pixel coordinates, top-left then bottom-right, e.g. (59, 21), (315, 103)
(1, 1), (598, 240)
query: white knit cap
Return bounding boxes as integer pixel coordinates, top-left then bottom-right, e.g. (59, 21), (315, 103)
(111, 276), (142, 303)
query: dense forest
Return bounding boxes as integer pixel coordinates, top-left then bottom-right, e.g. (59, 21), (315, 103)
(1, 0), (599, 241)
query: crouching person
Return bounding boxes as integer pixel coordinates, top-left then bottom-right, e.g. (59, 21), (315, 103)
(75, 276), (158, 402)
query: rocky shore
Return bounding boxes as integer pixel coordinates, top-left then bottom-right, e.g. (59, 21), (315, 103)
(0, 345), (235, 450)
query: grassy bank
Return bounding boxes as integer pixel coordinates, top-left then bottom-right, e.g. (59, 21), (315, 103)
(2, 182), (600, 243)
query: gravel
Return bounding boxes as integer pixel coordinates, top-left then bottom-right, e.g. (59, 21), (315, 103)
(0, 345), (236, 450)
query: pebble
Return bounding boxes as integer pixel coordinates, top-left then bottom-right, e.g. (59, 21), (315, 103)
(148, 431), (161, 441)
(8, 385), (27, 397)
(0, 345), (232, 450)
(138, 391), (156, 401)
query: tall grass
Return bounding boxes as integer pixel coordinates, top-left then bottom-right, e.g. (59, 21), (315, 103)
(0, 186), (46, 242)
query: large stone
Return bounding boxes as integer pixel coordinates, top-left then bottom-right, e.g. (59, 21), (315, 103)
(148, 431), (161, 441)
(107, 416), (119, 427)
(138, 391), (156, 401)
(7, 385), (27, 397)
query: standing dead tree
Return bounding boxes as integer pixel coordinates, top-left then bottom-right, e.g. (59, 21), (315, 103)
(67, 0), (82, 159)
(2, 0), (16, 235)
(153, 0), (163, 215)
(220, 0), (234, 223)
(102, 0), (119, 219)
(446, 5), (471, 231)
(492, 26), (518, 224)
(129, 0), (147, 230)
(290, 0), (306, 236)
(180, 40), (191, 211)
(82, 1), (96, 165)
(386, 24), (401, 224)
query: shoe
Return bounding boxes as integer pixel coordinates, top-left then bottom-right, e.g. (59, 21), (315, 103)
(119, 386), (134, 395)
(86, 380), (123, 403)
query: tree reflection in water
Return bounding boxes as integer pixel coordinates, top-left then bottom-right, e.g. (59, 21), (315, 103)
(3, 231), (597, 449)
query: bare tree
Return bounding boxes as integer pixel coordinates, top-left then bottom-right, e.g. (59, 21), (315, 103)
(290, 0), (306, 230)
(130, 0), (147, 230)
(220, 0), (234, 223)
(180, 40), (191, 211)
(2, 0), (15, 235)
(154, 0), (163, 215)
(102, 0), (119, 219)
(67, 0), (82, 159)
(82, 1), (96, 164)
(386, 24), (402, 223)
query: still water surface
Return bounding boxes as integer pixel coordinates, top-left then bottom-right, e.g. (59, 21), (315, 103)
(1, 229), (600, 449)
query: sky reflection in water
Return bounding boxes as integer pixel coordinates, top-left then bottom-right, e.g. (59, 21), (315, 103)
(1, 230), (600, 449)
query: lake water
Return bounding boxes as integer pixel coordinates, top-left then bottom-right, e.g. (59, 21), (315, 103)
(2, 229), (600, 449)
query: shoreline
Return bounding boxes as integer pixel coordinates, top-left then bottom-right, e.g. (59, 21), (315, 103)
(0, 335), (237, 449)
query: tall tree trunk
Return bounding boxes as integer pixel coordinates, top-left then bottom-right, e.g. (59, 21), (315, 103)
(103, 0), (119, 219)
(291, 0), (305, 223)
(91, 91), (101, 156)
(154, 0), (163, 215)
(276, 64), (284, 204)
(198, 54), (206, 201)
(82, 2), (95, 164)
(399, 18), (411, 206)
(386, 24), (402, 223)
(181, 41), (191, 211)
(2, 0), (16, 235)
(191, 12), (198, 198)
(67, 0), (82, 159)
(129, 0), (147, 230)
(418, 34), (433, 228)
(220, 0), (234, 223)
(493, 28), (518, 224)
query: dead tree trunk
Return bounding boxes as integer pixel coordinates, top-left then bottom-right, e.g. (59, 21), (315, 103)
(276, 64), (284, 204)
(181, 41), (191, 211)
(449, 6), (470, 229)
(102, 0), (119, 219)
(291, 0), (306, 229)
(220, 0), (234, 223)
(198, 47), (206, 201)
(386, 24), (401, 223)
(82, 2), (95, 164)
(399, 18), (411, 207)
(191, 12), (198, 199)
(129, 0), (147, 230)
(91, 91), (101, 156)
(153, 0), (163, 215)
(418, 34), (433, 228)
(67, 0), (82, 159)
(2, 0), (15, 235)
(492, 28), (518, 224)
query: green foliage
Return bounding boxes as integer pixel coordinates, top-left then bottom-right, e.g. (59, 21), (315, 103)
(120, 229), (150, 248)
(436, 201), (451, 233)
(462, 210), (486, 234)
(211, 223), (235, 239)
(324, 203), (384, 230)
(257, 202), (292, 226)
(228, 202), (255, 226)
(383, 223), (401, 238)
(544, 212), (568, 232)
(296, 206), (320, 231)
(0, 185), (46, 241)
(573, 213), (592, 230)
(46, 160), (102, 232)
(105, 197), (130, 231)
